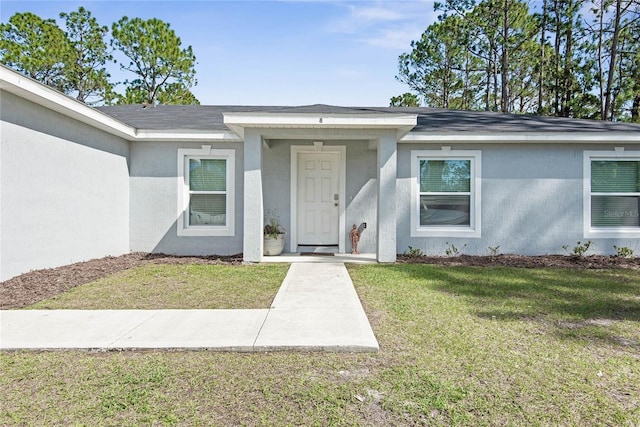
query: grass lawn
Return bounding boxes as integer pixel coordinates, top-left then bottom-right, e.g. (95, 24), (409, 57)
(2, 264), (639, 426)
(25, 263), (289, 310)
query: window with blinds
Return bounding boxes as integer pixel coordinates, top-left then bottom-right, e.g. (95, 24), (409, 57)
(188, 158), (227, 226)
(419, 159), (471, 226)
(177, 148), (235, 237)
(411, 150), (481, 238)
(590, 160), (640, 228)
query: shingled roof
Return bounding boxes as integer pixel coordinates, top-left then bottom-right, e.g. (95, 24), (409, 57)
(96, 104), (640, 134)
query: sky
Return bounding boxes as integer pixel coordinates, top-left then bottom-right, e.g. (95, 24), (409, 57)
(1, 0), (439, 106)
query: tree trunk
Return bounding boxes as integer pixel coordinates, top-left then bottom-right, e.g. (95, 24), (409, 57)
(597, 0), (605, 119)
(493, 42), (500, 111)
(538, 0), (548, 114)
(553, 0), (562, 115)
(611, 36), (627, 121)
(493, 59), (500, 111)
(485, 61), (492, 111)
(561, 0), (574, 118)
(501, 0), (510, 113)
(604, 0), (622, 121)
(632, 93), (640, 122)
(464, 50), (471, 109)
(443, 45), (450, 108)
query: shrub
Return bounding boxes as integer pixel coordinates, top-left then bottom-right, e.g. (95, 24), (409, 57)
(445, 242), (466, 257)
(562, 240), (592, 257)
(613, 245), (634, 258)
(403, 246), (423, 258)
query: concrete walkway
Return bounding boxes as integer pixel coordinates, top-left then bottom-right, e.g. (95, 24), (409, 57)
(0, 263), (379, 352)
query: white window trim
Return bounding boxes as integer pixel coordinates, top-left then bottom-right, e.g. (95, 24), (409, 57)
(410, 149), (482, 238)
(177, 147), (235, 236)
(583, 150), (640, 238)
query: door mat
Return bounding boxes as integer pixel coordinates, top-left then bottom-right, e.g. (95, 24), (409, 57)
(300, 252), (335, 256)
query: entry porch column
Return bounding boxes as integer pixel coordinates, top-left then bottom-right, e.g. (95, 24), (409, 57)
(243, 129), (263, 262)
(376, 131), (397, 263)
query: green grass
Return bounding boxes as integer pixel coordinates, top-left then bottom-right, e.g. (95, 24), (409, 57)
(350, 265), (640, 425)
(2, 264), (639, 426)
(26, 263), (289, 310)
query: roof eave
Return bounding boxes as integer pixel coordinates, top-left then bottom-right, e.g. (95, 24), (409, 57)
(0, 65), (136, 141)
(134, 129), (242, 142)
(1, 66), (242, 143)
(401, 132), (640, 143)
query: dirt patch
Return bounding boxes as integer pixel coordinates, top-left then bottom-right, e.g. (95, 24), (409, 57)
(0, 253), (242, 309)
(1, 253), (638, 310)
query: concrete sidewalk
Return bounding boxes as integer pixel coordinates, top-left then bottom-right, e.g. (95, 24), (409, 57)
(0, 263), (379, 352)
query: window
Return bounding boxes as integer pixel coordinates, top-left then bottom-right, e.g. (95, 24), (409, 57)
(411, 150), (481, 237)
(585, 151), (640, 237)
(178, 148), (235, 236)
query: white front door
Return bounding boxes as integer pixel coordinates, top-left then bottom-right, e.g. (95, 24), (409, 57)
(297, 152), (340, 245)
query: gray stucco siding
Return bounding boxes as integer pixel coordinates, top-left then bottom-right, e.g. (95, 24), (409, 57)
(261, 140), (293, 253)
(477, 144), (583, 255)
(128, 140), (244, 255)
(1, 91), (130, 281)
(345, 141), (378, 254)
(396, 143), (640, 256)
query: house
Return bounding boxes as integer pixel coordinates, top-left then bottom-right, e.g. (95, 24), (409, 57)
(1, 64), (639, 281)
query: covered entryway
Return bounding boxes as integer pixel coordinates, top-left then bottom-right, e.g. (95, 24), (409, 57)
(223, 107), (417, 263)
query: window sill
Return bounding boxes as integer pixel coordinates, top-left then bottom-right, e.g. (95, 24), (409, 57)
(177, 226), (234, 237)
(584, 228), (640, 239)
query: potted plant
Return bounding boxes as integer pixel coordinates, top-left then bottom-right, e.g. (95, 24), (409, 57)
(263, 215), (286, 256)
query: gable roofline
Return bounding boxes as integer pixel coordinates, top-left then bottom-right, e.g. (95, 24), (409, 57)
(223, 110), (417, 139)
(0, 65), (238, 142)
(1, 64), (136, 140)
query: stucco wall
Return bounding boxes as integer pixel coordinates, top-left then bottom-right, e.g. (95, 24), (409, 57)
(0, 91), (130, 281)
(129, 141), (244, 255)
(261, 140), (292, 252)
(397, 143), (640, 256)
(345, 141), (378, 253)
